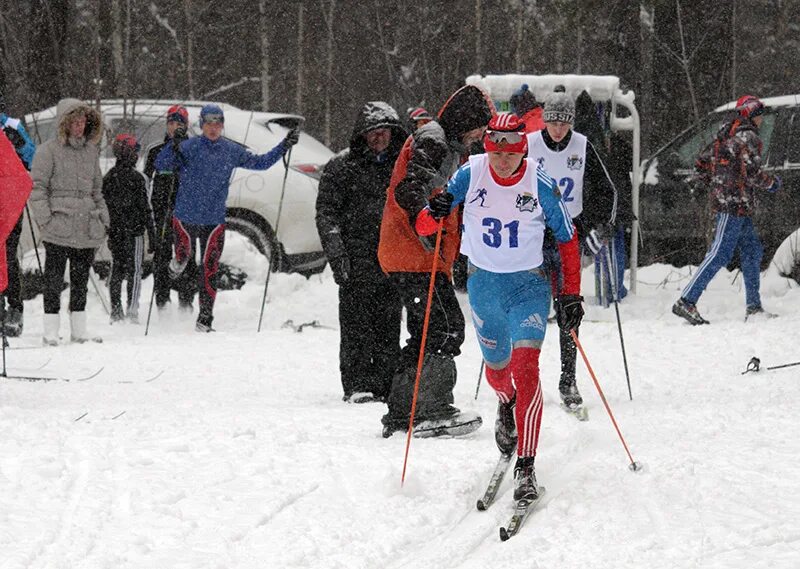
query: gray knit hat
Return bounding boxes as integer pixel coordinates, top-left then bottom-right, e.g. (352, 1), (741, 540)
(543, 92), (575, 124)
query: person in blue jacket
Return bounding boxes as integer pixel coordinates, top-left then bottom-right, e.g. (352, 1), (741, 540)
(0, 91), (36, 337)
(154, 104), (299, 332)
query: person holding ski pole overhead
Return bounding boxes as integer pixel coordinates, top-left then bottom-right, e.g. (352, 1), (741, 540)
(417, 113), (583, 502)
(154, 104), (300, 332)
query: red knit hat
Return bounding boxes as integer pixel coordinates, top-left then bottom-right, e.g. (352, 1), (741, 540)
(483, 113), (527, 153)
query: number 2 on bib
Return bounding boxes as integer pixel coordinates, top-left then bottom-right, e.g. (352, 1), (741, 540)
(559, 177), (575, 202)
(482, 217), (520, 248)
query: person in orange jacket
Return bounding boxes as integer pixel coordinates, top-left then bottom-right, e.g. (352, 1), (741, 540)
(378, 84), (493, 439)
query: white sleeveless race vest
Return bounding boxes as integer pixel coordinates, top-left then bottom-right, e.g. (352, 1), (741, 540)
(526, 130), (587, 219)
(461, 155), (547, 273)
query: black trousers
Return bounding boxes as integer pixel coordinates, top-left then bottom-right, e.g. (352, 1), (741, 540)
(2, 215), (23, 312)
(338, 275), (401, 399)
(109, 234), (144, 314)
(173, 219), (225, 324)
(152, 201), (195, 307)
(382, 271), (465, 427)
(390, 271), (465, 366)
(43, 242), (95, 314)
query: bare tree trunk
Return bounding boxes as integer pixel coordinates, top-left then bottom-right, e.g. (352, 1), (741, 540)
(730, 0), (737, 99)
(94, 0), (103, 112)
(639, 0), (655, 157)
(675, 0), (699, 122)
(110, 0), (127, 116)
(296, 0), (304, 114)
(514, 1), (524, 73)
(184, 0), (195, 99)
(321, 0), (336, 147)
(474, 0), (482, 72)
(259, 0), (270, 111)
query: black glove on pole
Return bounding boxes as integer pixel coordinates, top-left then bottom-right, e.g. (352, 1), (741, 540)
(556, 294), (584, 331)
(429, 192), (454, 219)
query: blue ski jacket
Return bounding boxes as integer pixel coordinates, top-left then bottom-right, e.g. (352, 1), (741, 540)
(1, 113), (37, 169)
(155, 136), (288, 225)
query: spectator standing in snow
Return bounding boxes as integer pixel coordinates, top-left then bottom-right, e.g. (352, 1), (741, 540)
(672, 95), (781, 325)
(377, 84), (493, 439)
(527, 90), (618, 413)
(103, 134), (156, 324)
(407, 106), (433, 132)
(30, 98), (109, 345)
(154, 104), (299, 332)
(316, 102), (407, 404)
(144, 105), (194, 311)
(509, 84), (544, 134)
(422, 112), (582, 501)
(0, 92), (36, 337)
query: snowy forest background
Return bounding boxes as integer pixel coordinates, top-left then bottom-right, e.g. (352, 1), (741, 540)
(0, 0), (797, 154)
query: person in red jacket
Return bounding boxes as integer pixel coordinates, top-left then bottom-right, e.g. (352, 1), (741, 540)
(378, 84), (492, 439)
(510, 84), (544, 134)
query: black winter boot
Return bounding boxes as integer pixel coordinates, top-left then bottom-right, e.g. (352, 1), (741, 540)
(513, 456), (539, 501)
(495, 397), (517, 456)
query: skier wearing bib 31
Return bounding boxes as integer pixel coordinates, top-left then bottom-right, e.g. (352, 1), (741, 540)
(416, 113), (583, 501)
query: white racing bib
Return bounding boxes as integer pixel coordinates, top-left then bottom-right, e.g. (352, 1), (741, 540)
(527, 130), (587, 219)
(461, 155), (547, 273)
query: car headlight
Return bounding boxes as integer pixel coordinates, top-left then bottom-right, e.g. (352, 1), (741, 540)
(290, 163), (323, 181)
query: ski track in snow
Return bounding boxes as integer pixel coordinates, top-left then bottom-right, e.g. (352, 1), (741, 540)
(1, 254), (800, 568)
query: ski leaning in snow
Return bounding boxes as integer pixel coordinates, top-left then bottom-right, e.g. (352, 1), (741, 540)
(476, 453), (513, 511)
(499, 487), (547, 541)
(561, 401), (589, 421)
(2, 366), (105, 382)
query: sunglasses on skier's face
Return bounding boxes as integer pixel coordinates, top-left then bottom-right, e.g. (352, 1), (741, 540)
(202, 113), (225, 124)
(485, 130), (525, 145)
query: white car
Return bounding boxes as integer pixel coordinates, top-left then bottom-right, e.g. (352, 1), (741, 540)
(21, 99), (332, 275)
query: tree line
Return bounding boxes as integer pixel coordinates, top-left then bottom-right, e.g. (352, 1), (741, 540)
(1, 0), (797, 155)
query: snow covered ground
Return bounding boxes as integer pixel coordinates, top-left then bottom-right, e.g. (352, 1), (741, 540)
(2, 240), (800, 568)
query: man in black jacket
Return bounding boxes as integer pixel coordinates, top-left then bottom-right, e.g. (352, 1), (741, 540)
(143, 105), (194, 311)
(315, 102), (407, 403)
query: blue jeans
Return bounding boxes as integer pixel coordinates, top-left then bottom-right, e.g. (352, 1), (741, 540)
(681, 213), (763, 307)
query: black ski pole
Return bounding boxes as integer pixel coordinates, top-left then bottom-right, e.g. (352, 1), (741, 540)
(257, 145), (293, 332)
(145, 177), (176, 336)
(742, 356), (800, 375)
(606, 241), (633, 401)
(24, 205), (43, 274)
(474, 360), (484, 400)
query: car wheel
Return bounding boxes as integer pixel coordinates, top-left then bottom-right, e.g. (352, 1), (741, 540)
(225, 212), (285, 273)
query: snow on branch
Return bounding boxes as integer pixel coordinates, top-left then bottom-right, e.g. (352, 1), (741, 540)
(204, 77), (260, 98)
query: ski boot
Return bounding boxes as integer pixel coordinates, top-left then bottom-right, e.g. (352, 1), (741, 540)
(110, 305), (125, 324)
(672, 298), (709, 325)
(745, 305), (777, 322)
(559, 376), (583, 407)
(495, 397), (517, 456)
(3, 307), (23, 337)
(513, 456), (539, 501)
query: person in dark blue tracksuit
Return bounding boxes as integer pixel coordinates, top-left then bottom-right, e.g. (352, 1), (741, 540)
(154, 104), (300, 332)
(672, 95), (781, 325)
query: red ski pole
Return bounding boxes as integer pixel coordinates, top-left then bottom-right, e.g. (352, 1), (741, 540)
(570, 329), (642, 472)
(401, 220), (444, 486)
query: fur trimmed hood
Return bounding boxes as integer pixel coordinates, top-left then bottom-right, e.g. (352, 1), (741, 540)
(56, 98), (103, 145)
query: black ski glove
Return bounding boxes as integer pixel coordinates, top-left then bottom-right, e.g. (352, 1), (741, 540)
(172, 126), (188, 151)
(555, 294), (584, 332)
(329, 255), (351, 286)
(428, 192), (454, 219)
(283, 128), (300, 149)
(584, 225), (611, 256)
